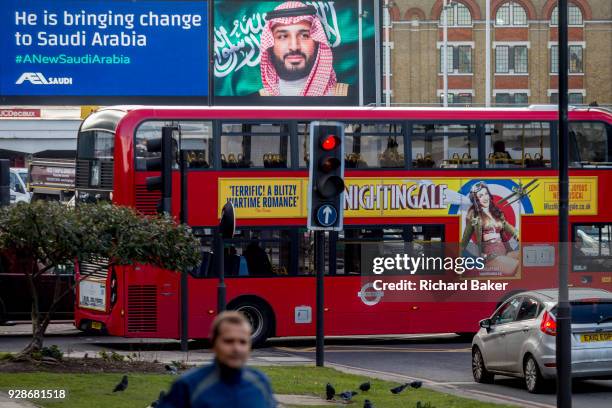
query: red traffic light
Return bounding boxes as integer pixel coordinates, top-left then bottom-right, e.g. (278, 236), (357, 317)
(320, 134), (339, 151)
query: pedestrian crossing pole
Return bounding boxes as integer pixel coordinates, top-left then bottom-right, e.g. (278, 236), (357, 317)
(556, 1), (572, 407)
(315, 230), (325, 367)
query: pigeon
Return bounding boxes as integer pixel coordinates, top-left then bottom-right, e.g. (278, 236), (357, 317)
(391, 381), (423, 394)
(338, 390), (358, 401)
(364, 400), (374, 408)
(359, 381), (371, 392)
(325, 383), (335, 400)
(410, 380), (423, 389)
(113, 375), (128, 392)
(390, 383), (409, 394)
(165, 364), (178, 375)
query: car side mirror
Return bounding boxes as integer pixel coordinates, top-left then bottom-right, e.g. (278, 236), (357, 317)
(479, 318), (492, 330)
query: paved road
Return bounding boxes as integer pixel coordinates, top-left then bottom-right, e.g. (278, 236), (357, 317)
(3, 324), (612, 407)
(269, 334), (612, 408)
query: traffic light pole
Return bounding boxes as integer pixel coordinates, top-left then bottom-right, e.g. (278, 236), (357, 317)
(217, 233), (226, 313)
(557, 1), (572, 407)
(315, 230), (325, 367)
(180, 151), (189, 353)
(160, 127), (173, 214)
(308, 122), (345, 368)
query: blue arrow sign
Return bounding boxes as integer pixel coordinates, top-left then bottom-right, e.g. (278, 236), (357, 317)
(316, 204), (338, 227)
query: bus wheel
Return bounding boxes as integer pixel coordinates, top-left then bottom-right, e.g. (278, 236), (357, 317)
(231, 300), (272, 347)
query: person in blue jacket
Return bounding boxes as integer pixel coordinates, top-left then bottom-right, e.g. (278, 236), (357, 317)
(158, 311), (276, 408)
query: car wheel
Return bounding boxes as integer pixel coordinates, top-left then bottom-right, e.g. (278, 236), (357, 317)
(232, 300), (271, 347)
(472, 347), (494, 383)
(524, 355), (547, 393)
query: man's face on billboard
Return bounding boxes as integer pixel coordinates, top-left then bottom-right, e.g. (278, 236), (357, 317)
(270, 21), (317, 81)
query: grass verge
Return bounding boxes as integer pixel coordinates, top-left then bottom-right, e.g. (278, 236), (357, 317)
(0, 352), (13, 361)
(0, 366), (513, 408)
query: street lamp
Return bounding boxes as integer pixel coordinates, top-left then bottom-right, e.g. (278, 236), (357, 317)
(382, 0), (396, 107)
(441, 0), (456, 107)
(485, 0), (491, 107)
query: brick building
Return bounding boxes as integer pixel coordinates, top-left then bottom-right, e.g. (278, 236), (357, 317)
(384, 0), (612, 106)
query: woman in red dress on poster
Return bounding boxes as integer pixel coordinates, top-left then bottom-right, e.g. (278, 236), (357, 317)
(461, 181), (520, 277)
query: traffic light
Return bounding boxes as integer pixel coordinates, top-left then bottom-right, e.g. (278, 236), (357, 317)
(145, 126), (177, 214)
(307, 122), (345, 231)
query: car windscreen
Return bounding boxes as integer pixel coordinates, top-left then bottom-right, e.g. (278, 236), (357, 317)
(553, 300), (612, 324)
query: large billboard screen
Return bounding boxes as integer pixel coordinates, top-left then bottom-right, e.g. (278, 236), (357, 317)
(0, 0), (208, 104)
(213, 0), (376, 106)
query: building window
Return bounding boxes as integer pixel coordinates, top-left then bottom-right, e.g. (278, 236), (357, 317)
(550, 45), (558, 73)
(551, 4), (583, 26)
(440, 2), (472, 27)
(549, 92), (585, 104)
(550, 45), (583, 74)
(495, 93), (511, 106)
(569, 45), (583, 73)
(496, 46), (509, 73)
(569, 93), (584, 104)
(515, 93), (529, 105)
(458, 46), (472, 73)
(439, 46), (454, 73)
(439, 45), (472, 74)
(494, 93), (529, 106)
(439, 93), (473, 106)
(514, 46), (528, 73)
(496, 45), (528, 74)
(496, 2), (528, 26)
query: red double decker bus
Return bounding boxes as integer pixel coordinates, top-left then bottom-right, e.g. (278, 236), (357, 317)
(74, 106), (612, 344)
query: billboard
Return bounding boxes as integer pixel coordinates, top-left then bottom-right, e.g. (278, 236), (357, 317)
(0, 0), (208, 104)
(213, 0), (376, 105)
(217, 176), (598, 219)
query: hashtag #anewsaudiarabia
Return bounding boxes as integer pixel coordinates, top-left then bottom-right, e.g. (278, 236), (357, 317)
(21, 54), (131, 64)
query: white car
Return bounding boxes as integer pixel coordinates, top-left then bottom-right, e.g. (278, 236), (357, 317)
(9, 167), (31, 204)
(472, 288), (612, 393)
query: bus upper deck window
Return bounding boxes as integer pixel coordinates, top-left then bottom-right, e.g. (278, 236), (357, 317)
(485, 122), (551, 168)
(344, 123), (404, 168)
(220, 123), (290, 169)
(570, 122), (611, 168)
(135, 121), (210, 170)
(412, 124), (478, 169)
